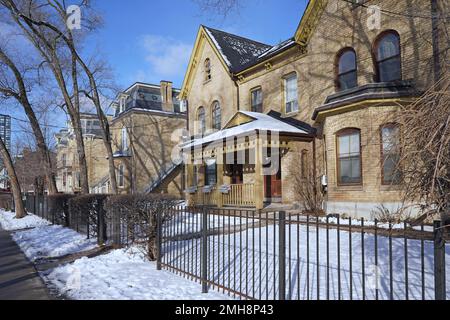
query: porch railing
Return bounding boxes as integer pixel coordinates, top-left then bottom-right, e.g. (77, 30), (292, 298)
(223, 184), (255, 207)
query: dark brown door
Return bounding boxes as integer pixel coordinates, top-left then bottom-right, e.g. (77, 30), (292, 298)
(264, 169), (282, 199)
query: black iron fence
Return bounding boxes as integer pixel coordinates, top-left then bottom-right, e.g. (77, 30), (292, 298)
(19, 193), (449, 300)
(158, 206), (449, 301)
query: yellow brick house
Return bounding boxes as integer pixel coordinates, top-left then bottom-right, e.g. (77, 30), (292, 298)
(180, 0), (448, 217)
(91, 81), (187, 197)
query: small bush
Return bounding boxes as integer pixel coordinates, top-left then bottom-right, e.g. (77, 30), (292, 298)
(0, 193), (12, 211)
(371, 204), (413, 224)
(104, 193), (179, 261)
(47, 193), (76, 226)
(68, 194), (109, 239)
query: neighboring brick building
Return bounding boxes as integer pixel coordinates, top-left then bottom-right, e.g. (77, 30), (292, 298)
(91, 81), (187, 197)
(55, 113), (110, 194)
(180, 0), (448, 217)
(14, 148), (57, 193)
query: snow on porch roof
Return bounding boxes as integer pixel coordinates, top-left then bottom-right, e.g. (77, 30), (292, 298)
(183, 111), (313, 150)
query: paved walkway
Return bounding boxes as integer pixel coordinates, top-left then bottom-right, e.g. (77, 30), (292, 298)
(0, 229), (51, 300)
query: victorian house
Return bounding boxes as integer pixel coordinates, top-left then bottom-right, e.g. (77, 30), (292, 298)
(91, 81), (187, 197)
(180, 0), (448, 217)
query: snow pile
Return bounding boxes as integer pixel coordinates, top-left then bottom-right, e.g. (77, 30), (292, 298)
(0, 210), (50, 231)
(44, 248), (231, 300)
(13, 225), (98, 261)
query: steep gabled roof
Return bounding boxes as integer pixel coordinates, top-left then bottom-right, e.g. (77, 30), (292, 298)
(203, 26), (272, 73)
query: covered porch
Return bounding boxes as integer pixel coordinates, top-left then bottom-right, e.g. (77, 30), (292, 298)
(183, 111), (315, 210)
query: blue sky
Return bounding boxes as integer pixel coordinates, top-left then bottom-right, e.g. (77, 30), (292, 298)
(91, 0), (308, 89)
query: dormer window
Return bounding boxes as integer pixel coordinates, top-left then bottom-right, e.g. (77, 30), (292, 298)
(119, 96), (127, 113)
(204, 58), (212, 82)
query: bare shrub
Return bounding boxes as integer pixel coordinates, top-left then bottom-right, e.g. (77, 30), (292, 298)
(68, 194), (109, 239)
(397, 74), (450, 222)
(371, 204), (413, 224)
(47, 193), (75, 226)
(104, 194), (179, 261)
(0, 193), (12, 210)
(291, 152), (324, 215)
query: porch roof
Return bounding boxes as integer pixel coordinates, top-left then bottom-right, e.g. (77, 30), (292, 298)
(183, 111), (314, 150)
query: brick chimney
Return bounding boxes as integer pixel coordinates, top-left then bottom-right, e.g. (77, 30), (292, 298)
(160, 80), (173, 112)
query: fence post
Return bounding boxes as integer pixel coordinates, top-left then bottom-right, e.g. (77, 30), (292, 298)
(201, 206), (209, 294)
(278, 211), (286, 300)
(11, 193), (15, 212)
(434, 220), (446, 300)
(97, 200), (106, 246)
(112, 207), (121, 245)
(156, 210), (162, 271)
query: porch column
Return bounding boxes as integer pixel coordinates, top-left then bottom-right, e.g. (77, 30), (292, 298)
(216, 148), (224, 208)
(254, 136), (264, 210)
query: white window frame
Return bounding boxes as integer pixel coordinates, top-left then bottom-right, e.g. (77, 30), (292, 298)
(284, 73), (299, 114)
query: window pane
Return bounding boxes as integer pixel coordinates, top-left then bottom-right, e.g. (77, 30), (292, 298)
(251, 89), (263, 113)
(379, 57), (401, 82)
(339, 50), (356, 74)
(205, 163), (217, 186)
(285, 76), (297, 102)
(378, 34), (400, 60)
(339, 71), (357, 90)
(338, 130), (361, 184)
(349, 133), (360, 154)
(338, 135), (350, 156)
(382, 125), (400, 153)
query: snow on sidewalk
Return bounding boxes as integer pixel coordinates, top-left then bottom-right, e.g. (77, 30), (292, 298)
(44, 248), (231, 300)
(13, 225), (98, 261)
(0, 210), (50, 231)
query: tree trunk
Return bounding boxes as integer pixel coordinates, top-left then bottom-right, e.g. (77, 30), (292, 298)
(70, 112), (90, 194)
(0, 136), (25, 218)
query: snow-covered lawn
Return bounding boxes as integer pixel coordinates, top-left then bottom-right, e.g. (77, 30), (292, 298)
(44, 248), (231, 300)
(161, 217), (450, 300)
(13, 225), (98, 261)
(0, 209), (50, 231)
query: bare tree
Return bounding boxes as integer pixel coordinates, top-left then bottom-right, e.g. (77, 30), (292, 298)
(397, 73), (450, 223)
(0, 135), (25, 218)
(1, 0), (119, 194)
(0, 46), (58, 194)
(193, 0), (242, 18)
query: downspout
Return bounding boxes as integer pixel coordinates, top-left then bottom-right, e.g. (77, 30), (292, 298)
(233, 75), (240, 111)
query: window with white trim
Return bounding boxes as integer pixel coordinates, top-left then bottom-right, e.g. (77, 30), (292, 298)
(284, 74), (299, 113)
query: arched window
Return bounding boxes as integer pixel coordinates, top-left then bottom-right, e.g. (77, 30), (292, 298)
(381, 123), (401, 184)
(121, 126), (128, 151)
(204, 58), (211, 82)
(336, 48), (357, 91)
(197, 107), (206, 135)
(212, 101), (221, 130)
(336, 128), (362, 185)
(374, 31), (402, 82)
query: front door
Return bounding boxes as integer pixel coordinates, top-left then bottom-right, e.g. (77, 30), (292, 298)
(264, 167), (282, 201)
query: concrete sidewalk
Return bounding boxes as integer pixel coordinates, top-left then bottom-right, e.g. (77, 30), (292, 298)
(0, 229), (51, 300)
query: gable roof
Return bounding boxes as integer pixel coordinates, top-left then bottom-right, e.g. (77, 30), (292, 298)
(180, 2), (327, 98)
(203, 26), (272, 73)
(183, 111), (314, 149)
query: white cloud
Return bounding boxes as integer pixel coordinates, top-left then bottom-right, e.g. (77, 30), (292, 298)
(140, 34), (192, 79)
